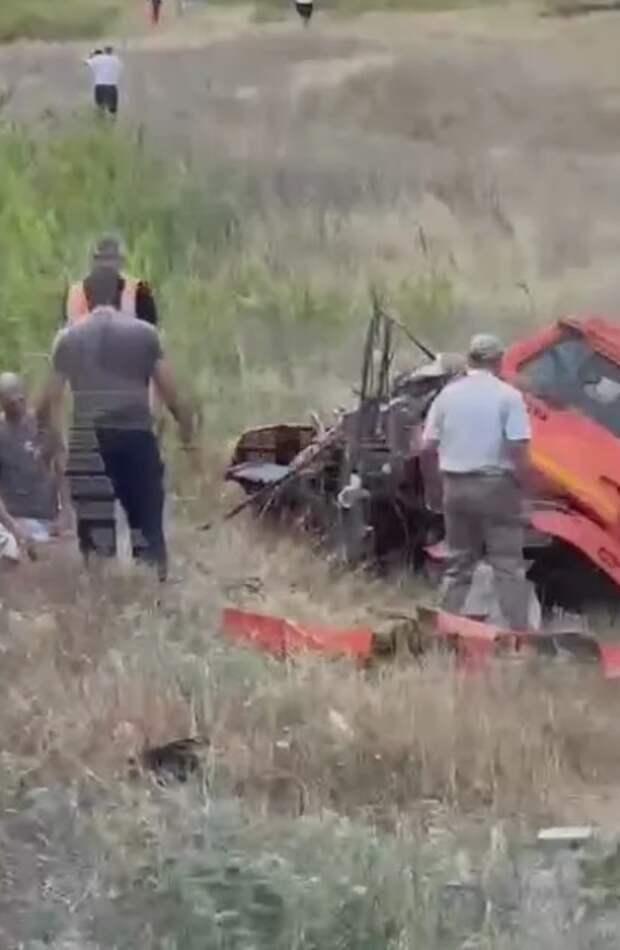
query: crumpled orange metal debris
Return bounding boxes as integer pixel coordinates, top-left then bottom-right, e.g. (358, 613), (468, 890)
(221, 607), (373, 661)
(221, 605), (620, 679)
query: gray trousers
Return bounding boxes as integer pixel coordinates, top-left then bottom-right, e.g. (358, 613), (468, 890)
(440, 472), (529, 631)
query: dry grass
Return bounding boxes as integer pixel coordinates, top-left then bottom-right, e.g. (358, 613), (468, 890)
(4, 535), (620, 943)
(2, 522), (620, 831)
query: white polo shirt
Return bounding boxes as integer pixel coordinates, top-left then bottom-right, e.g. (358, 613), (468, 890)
(86, 53), (123, 87)
(423, 370), (531, 474)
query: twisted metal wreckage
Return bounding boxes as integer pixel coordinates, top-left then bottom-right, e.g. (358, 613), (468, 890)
(216, 299), (620, 676)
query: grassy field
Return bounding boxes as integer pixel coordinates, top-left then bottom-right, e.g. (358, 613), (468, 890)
(0, 0), (122, 43)
(4, 5), (620, 946)
(0, 0), (489, 44)
(5, 515), (620, 946)
(1, 115), (620, 948)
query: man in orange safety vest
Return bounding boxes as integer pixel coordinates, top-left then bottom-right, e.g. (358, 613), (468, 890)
(64, 236), (158, 327)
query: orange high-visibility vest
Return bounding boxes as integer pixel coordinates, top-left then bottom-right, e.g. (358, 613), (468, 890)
(65, 276), (138, 324)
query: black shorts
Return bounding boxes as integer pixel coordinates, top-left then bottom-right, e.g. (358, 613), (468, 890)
(94, 84), (118, 115)
(295, 2), (313, 21)
(68, 424), (167, 579)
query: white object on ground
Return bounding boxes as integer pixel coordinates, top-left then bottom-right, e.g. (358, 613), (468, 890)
(17, 518), (52, 544)
(329, 709), (354, 738)
(0, 523), (19, 563)
(463, 560), (541, 630)
(337, 473), (369, 510)
(235, 87), (259, 102)
(115, 501), (132, 566)
(537, 827), (593, 847)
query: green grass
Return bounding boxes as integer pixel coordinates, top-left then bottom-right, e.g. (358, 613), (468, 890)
(0, 0), (122, 43)
(0, 122), (331, 415)
(0, 117), (458, 439)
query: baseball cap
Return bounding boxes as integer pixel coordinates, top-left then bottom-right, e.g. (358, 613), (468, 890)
(92, 236), (123, 265)
(468, 333), (504, 361)
(415, 352), (467, 378)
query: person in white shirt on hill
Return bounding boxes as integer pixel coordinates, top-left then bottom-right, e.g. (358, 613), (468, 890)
(295, 0), (314, 26)
(85, 46), (123, 116)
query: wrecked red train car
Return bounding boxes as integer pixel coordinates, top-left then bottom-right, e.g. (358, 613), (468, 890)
(226, 312), (620, 614)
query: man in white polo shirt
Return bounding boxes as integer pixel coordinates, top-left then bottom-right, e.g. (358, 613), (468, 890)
(423, 333), (532, 631)
(85, 46), (123, 116)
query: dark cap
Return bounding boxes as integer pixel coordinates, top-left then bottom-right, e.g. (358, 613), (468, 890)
(92, 236), (123, 266)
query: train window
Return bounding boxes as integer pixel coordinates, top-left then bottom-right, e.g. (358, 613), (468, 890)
(519, 335), (620, 437)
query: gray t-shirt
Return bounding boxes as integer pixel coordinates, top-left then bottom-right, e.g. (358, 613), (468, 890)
(0, 414), (58, 520)
(53, 307), (163, 430)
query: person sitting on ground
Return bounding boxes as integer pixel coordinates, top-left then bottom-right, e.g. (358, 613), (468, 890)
(0, 373), (70, 543)
(64, 236), (159, 327)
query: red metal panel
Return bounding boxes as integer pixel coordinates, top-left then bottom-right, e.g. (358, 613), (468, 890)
(600, 644), (620, 679)
(221, 608), (373, 661)
(530, 508), (620, 587)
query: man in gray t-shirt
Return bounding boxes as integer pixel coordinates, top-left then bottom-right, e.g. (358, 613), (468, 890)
(53, 303), (163, 430)
(38, 305), (195, 578)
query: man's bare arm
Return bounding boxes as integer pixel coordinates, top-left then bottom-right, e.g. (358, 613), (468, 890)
(152, 358), (195, 446)
(508, 439), (531, 487)
(36, 371), (66, 433)
(51, 446), (74, 534)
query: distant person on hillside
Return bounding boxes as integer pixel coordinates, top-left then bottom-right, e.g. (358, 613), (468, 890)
(0, 373), (69, 544)
(150, 0), (163, 25)
(85, 45), (123, 116)
(295, 0), (314, 25)
(64, 237), (159, 327)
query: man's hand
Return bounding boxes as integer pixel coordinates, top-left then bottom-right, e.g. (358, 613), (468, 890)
(36, 370), (66, 437)
(181, 441), (205, 478)
(152, 358), (197, 449)
(8, 520), (37, 560)
(52, 507), (75, 538)
(508, 439), (532, 490)
(10, 520), (28, 548)
(177, 410), (196, 449)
